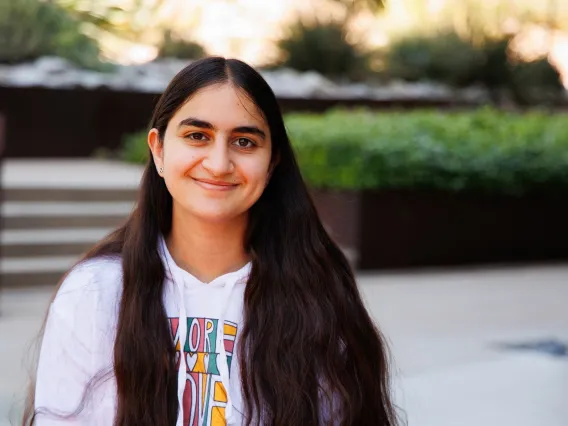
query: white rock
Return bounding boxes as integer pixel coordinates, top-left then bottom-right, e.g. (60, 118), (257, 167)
(0, 55), (500, 104)
(261, 68), (338, 98)
(457, 85), (491, 103)
(79, 72), (108, 90)
(1, 63), (44, 87)
(34, 56), (74, 74)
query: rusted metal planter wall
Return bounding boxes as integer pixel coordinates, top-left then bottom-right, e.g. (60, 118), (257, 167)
(310, 190), (362, 266)
(0, 85), (476, 158)
(0, 87), (159, 158)
(311, 189), (568, 270)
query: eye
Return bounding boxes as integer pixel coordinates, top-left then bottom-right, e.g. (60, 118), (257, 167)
(186, 132), (208, 141)
(233, 137), (255, 149)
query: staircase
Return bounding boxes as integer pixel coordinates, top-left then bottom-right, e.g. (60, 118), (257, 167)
(0, 160), (359, 287)
(1, 160), (141, 287)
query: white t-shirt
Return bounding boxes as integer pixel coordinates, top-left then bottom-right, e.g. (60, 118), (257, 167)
(35, 235), (252, 426)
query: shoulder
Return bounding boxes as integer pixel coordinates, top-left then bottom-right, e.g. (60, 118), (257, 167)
(56, 255), (123, 297)
(51, 255), (124, 321)
(36, 256), (124, 407)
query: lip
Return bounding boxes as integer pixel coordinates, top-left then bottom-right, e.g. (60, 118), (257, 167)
(192, 178), (238, 191)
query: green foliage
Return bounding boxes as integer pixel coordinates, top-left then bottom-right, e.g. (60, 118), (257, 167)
(384, 31), (485, 86)
(384, 31), (564, 104)
(56, 0), (129, 36)
(120, 108), (568, 195)
(475, 37), (511, 89)
(120, 132), (150, 164)
(0, 0), (103, 69)
(288, 108), (568, 194)
(277, 20), (370, 80)
(158, 30), (206, 60)
(330, 0), (386, 16)
(509, 58), (565, 105)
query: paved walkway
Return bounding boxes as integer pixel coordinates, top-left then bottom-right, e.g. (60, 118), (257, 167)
(1, 263), (567, 425)
(359, 264), (568, 426)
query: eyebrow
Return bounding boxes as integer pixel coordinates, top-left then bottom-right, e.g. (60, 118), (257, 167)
(178, 117), (266, 139)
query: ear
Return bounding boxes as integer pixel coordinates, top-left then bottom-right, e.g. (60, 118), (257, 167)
(268, 152), (281, 179)
(148, 128), (164, 175)
(265, 157), (279, 187)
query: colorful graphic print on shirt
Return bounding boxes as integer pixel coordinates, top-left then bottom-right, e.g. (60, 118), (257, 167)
(169, 317), (238, 426)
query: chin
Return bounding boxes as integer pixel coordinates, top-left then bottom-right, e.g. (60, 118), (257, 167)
(190, 206), (247, 224)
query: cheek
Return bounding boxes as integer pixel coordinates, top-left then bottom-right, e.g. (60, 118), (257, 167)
(164, 145), (199, 174)
(241, 158), (270, 186)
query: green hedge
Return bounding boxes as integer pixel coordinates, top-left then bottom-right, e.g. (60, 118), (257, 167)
(120, 107), (568, 195)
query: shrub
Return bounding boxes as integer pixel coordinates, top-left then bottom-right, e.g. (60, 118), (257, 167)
(276, 19), (370, 80)
(289, 108), (568, 194)
(158, 30), (206, 60)
(478, 37), (563, 104)
(384, 31), (564, 104)
(384, 31), (485, 86)
(120, 108), (568, 195)
(509, 58), (564, 105)
(120, 132), (150, 164)
(478, 36), (512, 89)
(0, 0), (102, 69)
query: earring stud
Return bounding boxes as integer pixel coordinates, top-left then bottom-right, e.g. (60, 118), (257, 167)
(159, 167), (164, 174)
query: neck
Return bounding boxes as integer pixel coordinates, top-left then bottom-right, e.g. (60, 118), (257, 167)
(166, 206), (250, 283)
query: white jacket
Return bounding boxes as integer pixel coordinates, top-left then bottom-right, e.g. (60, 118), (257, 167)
(35, 235), (252, 426)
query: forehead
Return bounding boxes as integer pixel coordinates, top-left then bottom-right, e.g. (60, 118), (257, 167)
(170, 83), (268, 130)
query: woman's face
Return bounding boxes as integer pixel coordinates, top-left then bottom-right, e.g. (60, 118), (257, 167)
(149, 83), (273, 223)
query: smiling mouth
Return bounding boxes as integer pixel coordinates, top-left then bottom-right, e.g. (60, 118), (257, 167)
(192, 178), (239, 191)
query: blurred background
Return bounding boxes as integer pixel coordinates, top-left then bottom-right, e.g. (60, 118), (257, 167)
(1, 0), (567, 425)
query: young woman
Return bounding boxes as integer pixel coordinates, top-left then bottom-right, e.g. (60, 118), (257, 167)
(24, 57), (398, 426)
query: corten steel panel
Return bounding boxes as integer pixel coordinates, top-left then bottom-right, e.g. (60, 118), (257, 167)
(358, 189), (568, 269)
(0, 87), (159, 158)
(0, 85), (478, 158)
(310, 190), (361, 252)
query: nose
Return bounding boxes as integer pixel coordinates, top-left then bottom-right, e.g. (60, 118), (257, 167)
(201, 139), (234, 176)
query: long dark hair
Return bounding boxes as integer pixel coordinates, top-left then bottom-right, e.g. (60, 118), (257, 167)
(23, 57), (398, 426)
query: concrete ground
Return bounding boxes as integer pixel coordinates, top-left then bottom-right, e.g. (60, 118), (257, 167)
(359, 264), (568, 426)
(1, 263), (567, 426)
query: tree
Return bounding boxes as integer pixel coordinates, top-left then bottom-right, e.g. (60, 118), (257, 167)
(54, 0), (155, 42)
(0, 0), (103, 68)
(331, 0), (386, 19)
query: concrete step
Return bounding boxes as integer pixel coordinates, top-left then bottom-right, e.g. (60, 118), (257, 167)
(2, 160), (142, 202)
(0, 160), (140, 287)
(2, 159), (144, 185)
(2, 202), (133, 229)
(1, 256), (77, 287)
(1, 228), (112, 257)
(3, 188), (138, 202)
